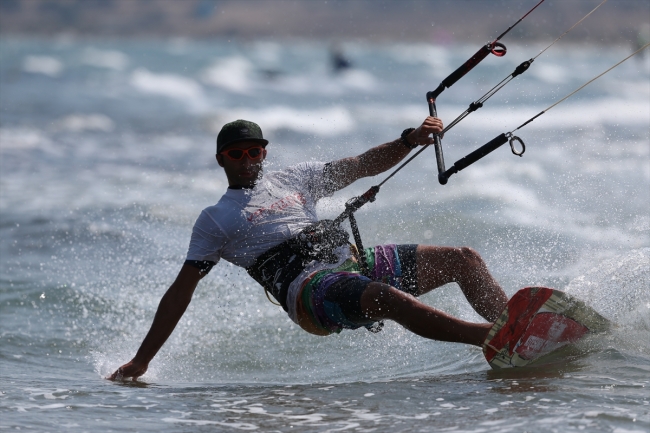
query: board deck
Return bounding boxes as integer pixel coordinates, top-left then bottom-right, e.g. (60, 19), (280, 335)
(483, 287), (611, 369)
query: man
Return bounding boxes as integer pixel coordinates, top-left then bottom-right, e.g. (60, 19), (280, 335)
(109, 117), (508, 381)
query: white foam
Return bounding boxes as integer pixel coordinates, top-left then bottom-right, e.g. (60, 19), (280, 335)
(166, 37), (191, 54)
(333, 163), (542, 215)
(0, 127), (54, 151)
(336, 69), (379, 92)
(267, 68), (380, 96)
(200, 56), (254, 93)
(387, 43), (450, 70)
(80, 47), (129, 70)
(612, 428), (650, 433)
(354, 104), (431, 126)
(528, 63), (569, 85)
(565, 248), (650, 323)
(52, 114), (115, 132)
(339, 95), (649, 135)
(250, 41), (282, 69)
(611, 78), (650, 100)
(130, 68), (209, 112)
(22, 55), (63, 77)
(162, 418), (258, 429)
(210, 105), (355, 136)
(446, 97), (650, 133)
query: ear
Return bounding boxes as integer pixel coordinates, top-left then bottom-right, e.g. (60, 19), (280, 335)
(262, 149), (267, 159)
(216, 154), (224, 167)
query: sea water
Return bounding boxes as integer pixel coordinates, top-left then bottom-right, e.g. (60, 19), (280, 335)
(1, 37), (649, 432)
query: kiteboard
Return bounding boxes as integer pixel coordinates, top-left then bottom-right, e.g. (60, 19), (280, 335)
(483, 286), (611, 369)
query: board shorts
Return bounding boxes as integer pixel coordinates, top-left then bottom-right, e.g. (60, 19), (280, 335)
(293, 244), (418, 335)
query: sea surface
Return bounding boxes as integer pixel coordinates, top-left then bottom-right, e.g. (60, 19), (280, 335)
(1, 34), (649, 432)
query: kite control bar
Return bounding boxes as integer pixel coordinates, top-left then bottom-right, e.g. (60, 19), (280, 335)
(425, 0), (545, 183)
(439, 37), (650, 184)
(426, 42), (507, 182)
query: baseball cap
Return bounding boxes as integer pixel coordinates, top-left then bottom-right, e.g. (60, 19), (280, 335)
(216, 119), (269, 154)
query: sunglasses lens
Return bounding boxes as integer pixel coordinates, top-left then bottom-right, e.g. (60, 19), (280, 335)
(222, 147), (264, 160)
(226, 149), (244, 159)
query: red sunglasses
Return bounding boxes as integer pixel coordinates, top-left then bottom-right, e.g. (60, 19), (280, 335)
(220, 146), (266, 161)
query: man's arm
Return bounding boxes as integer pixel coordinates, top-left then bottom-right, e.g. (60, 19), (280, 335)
(325, 116), (444, 189)
(108, 263), (206, 381)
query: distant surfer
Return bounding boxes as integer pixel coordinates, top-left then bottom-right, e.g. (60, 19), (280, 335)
(330, 45), (352, 73)
(635, 23), (650, 60)
(110, 118), (508, 381)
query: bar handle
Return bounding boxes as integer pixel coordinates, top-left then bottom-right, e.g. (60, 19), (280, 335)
(439, 133), (509, 184)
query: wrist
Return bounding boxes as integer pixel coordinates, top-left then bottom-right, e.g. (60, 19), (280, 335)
(131, 356), (151, 368)
(400, 128), (417, 149)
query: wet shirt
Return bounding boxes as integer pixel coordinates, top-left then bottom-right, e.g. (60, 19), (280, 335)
(185, 161), (340, 269)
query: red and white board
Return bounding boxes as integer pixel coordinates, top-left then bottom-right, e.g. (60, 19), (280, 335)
(483, 287), (611, 369)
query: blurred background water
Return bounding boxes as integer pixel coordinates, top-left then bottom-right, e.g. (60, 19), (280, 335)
(1, 1), (649, 432)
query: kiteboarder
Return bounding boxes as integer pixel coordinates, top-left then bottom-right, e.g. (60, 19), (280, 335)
(109, 117), (508, 381)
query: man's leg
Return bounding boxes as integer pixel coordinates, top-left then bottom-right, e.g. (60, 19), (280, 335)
(359, 282), (491, 346)
(414, 246), (508, 322)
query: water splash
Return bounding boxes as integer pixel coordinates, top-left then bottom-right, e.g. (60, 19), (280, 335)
(565, 248), (650, 356)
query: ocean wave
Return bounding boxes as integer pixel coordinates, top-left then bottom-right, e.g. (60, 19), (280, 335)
(80, 47), (129, 71)
(22, 55), (63, 77)
(260, 69), (378, 96)
(565, 249), (650, 336)
(386, 43), (451, 78)
(200, 55), (255, 94)
(345, 97), (648, 134)
(52, 114), (115, 132)
(216, 95), (648, 140)
(490, 98), (650, 130)
(0, 127), (54, 151)
(208, 105), (355, 136)
(130, 68), (210, 112)
(528, 62), (569, 85)
(199, 54), (380, 96)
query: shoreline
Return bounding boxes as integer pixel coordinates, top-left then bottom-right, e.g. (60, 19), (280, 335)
(1, 0), (648, 44)
(1, 34), (644, 51)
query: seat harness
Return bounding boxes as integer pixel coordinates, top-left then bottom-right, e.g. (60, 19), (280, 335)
(246, 220), (350, 310)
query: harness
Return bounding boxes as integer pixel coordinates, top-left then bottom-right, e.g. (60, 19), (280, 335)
(245, 220), (351, 310)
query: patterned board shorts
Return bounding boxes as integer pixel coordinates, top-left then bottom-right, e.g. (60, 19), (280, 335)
(293, 244), (418, 335)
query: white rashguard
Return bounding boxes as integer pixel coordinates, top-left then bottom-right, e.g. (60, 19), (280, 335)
(185, 161), (353, 322)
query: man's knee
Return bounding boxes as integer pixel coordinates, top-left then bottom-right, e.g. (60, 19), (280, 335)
(456, 246), (483, 265)
(418, 245), (483, 269)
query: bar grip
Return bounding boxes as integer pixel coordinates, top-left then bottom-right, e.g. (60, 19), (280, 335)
(439, 133), (508, 184)
(427, 99), (446, 175)
(441, 44), (492, 90)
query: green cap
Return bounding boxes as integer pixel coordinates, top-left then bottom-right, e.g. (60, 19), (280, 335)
(216, 119), (269, 154)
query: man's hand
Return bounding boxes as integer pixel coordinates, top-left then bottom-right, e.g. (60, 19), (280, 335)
(406, 116), (444, 146)
(105, 264), (204, 383)
(108, 359), (148, 381)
